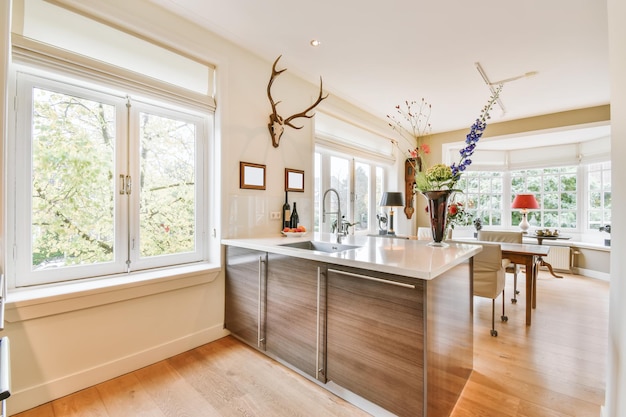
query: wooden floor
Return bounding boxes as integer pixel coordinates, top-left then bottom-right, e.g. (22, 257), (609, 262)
(14, 270), (608, 417)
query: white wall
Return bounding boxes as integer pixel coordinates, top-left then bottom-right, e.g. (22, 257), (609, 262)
(604, 0), (626, 415)
(4, 272), (227, 414)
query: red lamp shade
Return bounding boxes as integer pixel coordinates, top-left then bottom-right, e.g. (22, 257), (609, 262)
(511, 194), (539, 210)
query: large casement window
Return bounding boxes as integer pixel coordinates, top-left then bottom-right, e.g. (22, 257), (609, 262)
(8, 0), (215, 287)
(456, 164), (613, 232)
(510, 166), (578, 229)
(446, 130), (610, 233)
(314, 113), (392, 235)
(587, 162), (612, 230)
(454, 171), (505, 227)
(314, 150), (386, 234)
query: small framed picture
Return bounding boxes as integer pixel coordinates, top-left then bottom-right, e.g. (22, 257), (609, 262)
(240, 162), (266, 190)
(285, 168), (304, 192)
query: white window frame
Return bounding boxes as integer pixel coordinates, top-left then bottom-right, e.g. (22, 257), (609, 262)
(10, 72), (129, 285)
(8, 66), (212, 288)
(127, 99), (210, 271)
(315, 146), (389, 235)
(586, 161), (612, 231)
(455, 170), (507, 228)
(458, 162), (611, 233)
(510, 166), (579, 230)
(4, 0), (217, 289)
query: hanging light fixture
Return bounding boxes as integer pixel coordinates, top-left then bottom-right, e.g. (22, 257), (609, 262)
(475, 62), (537, 115)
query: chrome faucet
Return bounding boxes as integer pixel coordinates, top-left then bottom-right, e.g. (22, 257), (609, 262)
(322, 188), (345, 241)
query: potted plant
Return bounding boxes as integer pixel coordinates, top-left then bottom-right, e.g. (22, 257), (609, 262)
(473, 217), (483, 238)
(599, 224), (611, 246)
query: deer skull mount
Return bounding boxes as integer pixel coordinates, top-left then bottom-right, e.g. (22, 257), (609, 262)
(267, 55), (328, 147)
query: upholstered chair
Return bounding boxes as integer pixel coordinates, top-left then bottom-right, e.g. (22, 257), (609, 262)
(473, 242), (510, 336)
(417, 227), (431, 240)
(477, 230), (523, 303)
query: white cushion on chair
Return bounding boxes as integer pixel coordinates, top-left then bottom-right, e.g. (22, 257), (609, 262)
(477, 231), (523, 243)
(417, 227), (431, 240)
(473, 242), (506, 299)
(477, 231), (522, 273)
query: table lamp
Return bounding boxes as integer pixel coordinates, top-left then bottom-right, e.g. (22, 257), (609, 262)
(511, 193), (539, 233)
(379, 192), (404, 236)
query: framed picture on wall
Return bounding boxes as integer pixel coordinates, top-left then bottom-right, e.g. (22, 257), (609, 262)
(285, 168), (304, 192)
(240, 162), (266, 190)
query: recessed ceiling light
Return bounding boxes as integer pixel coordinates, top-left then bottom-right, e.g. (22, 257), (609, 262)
(310, 39), (321, 47)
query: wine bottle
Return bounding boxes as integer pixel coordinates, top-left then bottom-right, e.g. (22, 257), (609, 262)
(282, 192), (291, 230)
(290, 202), (299, 229)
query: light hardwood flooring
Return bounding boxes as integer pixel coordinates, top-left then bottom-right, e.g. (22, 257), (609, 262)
(13, 270), (608, 417)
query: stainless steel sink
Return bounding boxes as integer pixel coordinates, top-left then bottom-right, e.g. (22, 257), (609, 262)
(280, 241), (360, 253)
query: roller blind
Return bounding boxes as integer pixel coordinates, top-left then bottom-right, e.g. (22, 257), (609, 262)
(444, 133), (610, 170)
(315, 112), (395, 163)
(11, 0), (215, 110)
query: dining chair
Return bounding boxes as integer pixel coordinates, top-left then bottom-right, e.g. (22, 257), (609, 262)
(473, 242), (510, 336)
(417, 227), (431, 240)
(477, 230), (523, 303)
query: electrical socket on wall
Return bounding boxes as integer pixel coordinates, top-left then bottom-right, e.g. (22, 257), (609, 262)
(270, 212), (281, 220)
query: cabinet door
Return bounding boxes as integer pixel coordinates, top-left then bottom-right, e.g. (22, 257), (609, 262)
(266, 254), (326, 381)
(326, 266), (426, 417)
(225, 246), (267, 349)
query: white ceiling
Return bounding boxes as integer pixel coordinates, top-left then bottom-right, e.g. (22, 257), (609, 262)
(146, 0), (610, 139)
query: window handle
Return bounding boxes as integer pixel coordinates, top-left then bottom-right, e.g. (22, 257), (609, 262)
(119, 175), (132, 195)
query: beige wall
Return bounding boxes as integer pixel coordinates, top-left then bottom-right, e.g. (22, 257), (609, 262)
(574, 247), (611, 275)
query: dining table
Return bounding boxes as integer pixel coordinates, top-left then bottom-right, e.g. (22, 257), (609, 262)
(524, 234), (571, 278)
(498, 242), (550, 325)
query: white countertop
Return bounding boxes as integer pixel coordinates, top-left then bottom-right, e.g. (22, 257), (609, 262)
(222, 233), (482, 280)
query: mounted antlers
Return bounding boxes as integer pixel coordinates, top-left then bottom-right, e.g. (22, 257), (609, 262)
(267, 55), (328, 147)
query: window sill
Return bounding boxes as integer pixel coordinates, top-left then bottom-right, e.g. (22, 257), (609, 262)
(520, 238), (612, 252)
(6, 262), (221, 323)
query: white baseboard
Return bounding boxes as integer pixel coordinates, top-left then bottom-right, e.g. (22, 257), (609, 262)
(574, 267), (610, 281)
(7, 325), (230, 416)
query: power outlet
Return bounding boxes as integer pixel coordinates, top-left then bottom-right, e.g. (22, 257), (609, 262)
(270, 212), (281, 220)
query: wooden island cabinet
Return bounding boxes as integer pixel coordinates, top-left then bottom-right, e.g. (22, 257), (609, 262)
(224, 235), (478, 417)
(325, 265), (426, 416)
(265, 253), (326, 381)
(224, 246), (267, 349)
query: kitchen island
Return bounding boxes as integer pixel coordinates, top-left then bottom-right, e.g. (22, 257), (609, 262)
(222, 233), (481, 417)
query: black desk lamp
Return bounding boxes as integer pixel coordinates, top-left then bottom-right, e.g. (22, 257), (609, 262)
(379, 192), (404, 236)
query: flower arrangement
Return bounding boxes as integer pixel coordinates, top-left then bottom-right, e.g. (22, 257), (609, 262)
(446, 201), (472, 231)
(387, 98), (432, 163)
(388, 87), (504, 245)
(600, 224), (611, 246)
(412, 84), (504, 193)
(473, 217), (483, 232)
(424, 199), (472, 236)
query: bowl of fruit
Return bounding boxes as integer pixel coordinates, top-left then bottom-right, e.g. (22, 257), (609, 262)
(282, 225), (307, 237)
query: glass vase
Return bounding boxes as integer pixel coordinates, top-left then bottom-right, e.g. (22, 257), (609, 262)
(422, 190), (452, 246)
